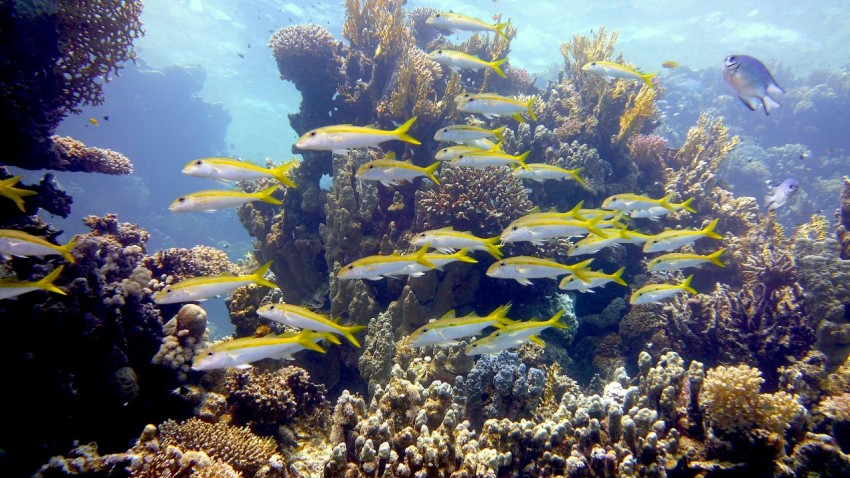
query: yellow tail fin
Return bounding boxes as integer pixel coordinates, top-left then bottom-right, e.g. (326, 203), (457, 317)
(489, 57), (508, 78)
(450, 248), (478, 264)
(526, 98), (538, 121)
(251, 261), (278, 289)
(702, 218), (722, 240)
(393, 117), (421, 145)
(37, 266), (66, 295)
(424, 162), (441, 185)
(256, 185), (282, 205)
(641, 72), (657, 89)
(708, 248), (726, 267)
(611, 267), (627, 286)
(60, 237), (78, 264)
(493, 21), (511, 41)
(270, 161), (297, 188)
(341, 324), (368, 348)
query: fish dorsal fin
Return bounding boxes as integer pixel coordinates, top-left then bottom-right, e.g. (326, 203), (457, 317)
(438, 309), (456, 320)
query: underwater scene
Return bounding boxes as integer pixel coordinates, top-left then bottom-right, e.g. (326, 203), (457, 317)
(2, 0), (850, 476)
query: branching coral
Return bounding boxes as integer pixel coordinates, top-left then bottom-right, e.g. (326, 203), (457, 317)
(615, 86), (660, 145)
(414, 163), (532, 238)
(379, 45), (444, 125)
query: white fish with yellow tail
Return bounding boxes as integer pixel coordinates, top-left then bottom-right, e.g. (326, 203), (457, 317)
(435, 145), (490, 162)
(630, 275), (697, 305)
(602, 193), (695, 214)
(643, 218), (723, 253)
(647, 248), (726, 272)
(511, 202), (589, 224)
(486, 257), (593, 285)
(256, 303), (367, 347)
(182, 157), (297, 188)
(452, 149), (531, 171)
(428, 49), (508, 78)
(0, 229), (78, 263)
(0, 175), (37, 212)
(465, 310), (567, 356)
(456, 93), (537, 122)
(153, 261), (278, 304)
(434, 124), (506, 144)
(356, 154), (441, 186)
(425, 12), (511, 40)
(191, 330), (330, 371)
(568, 229), (649, 256)
(722, 55), (784, 115)
(169, 185), (282, 212)
(295, 117), (421, 151)
(500, 215), (612, 244)
(411, 227), (503, 259)
(0, 265), (66, 300)
(337, 244), (438, 281)
(559, 267), (627, 293)
(388, 248), (478, 277)
(406, 304), (514, 348)
(582, 61), (656, 89)
(512, 164), (587, 186)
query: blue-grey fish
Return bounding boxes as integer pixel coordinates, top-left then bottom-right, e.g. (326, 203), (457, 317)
(764, 178), (799, 210)
(722, 55), (784, 115)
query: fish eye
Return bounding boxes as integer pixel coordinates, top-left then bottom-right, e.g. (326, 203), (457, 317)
(437, 50), (442, 54)
(435, 14), (440, 17)
(347, 265), (354, 270)
(310, 132), (317, 137)
(269, 305), (275, 310)
(369, 165), (374, 169)
(177, 197), (186, 202)
(165, 287), (172, 293)
(511, 226), (517, 231)
(498, 262), (505, 266)
(206, 351), (214, 356)
(195, 160), (202, 165)
(591, 61), (597, 66)
(442, 129), (448, 133)
(422, 327), (429, 332)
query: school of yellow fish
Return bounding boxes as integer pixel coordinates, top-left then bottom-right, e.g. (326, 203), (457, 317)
(1, 9), (726, 369)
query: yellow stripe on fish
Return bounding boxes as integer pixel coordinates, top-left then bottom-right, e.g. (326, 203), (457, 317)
(630, 274), (697, 305)
(512, 164), (587, 186)
(182, 157), (297, 188)
(256, 303), (367, 347)
(643, 218), (722, 253)
(425, 12), (511, 40)
(434, 124), (506, 144)
(169, 185), (282, 212)
(455, 93), (537, 122)
(295, 117), (420, 151)
(355, 156), (441, 186)
(486, 256), (593, 285)
(337, 244), (438, 281)
(647, 248), (726, 271)
(559, 267), (627, 293)
(465, 310), (567, 355)
(153, 261), (278, 304)
(191, 330), (330, 370)
(411, 227), (503, 260)
(406, 303), (514, 348)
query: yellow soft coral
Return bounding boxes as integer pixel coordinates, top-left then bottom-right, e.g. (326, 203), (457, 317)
(615, 85), (659, 145)
(700, 364), (805, 437)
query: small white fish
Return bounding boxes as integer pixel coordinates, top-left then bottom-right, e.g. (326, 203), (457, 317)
(630, 275), (696, 305)
(486, 257), (593, 286)
(191, 330), (329, 371)
(723, 55), (784, 115)
(0, 265), (66, 300)
(465, 310), (567, 356)
(256, 303), (367, 347)
(295, 117), (420, 151)
(153, 262), (278, 304)
(406, 304), (513, 348)
(169, 186), (282, 212)
(456, 93), (537, 123)
(764, 178), (799, 210)
(558, 267), (627, 293)
(0, 229), (77, 263)
(182, 157), (297, 188)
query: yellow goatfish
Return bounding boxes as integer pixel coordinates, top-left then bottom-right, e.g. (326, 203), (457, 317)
(153, 261), (277, 304)
(643, 218), (722, 253)
(337, 244), (437, 281)
(169, 185), (282, 212)
(456, 93), (537, 122)
(428, 49), (508, 78)
(568, 229), (650, 256)
(647, 248), (726, 272)
(0, 229), (77, 263)
(256, 303), (367, 347)
(435, 145), (492, 162)
(559, 267), (627, 293)
(182, 157), (297, 188)
(466, 310), (567, 356)
(486, 257), (593, 285)
(406, 304), (514, 348)
(433, 124), (506, 144)
(389, 248), (478, 278)
(296, 117), (420, 151)
(512, 164), (587, 186)
(602, 193), (695, 214)
(500, 215), (612, 244)
(582, 61), (657, 89)
(0, 265), (66, 300)
(425, 12), (511, 40)
(630, 275), (697, 305)
(0, 176), (37, 212)
(191, 330), (329, 371)
(452, 149), (532, 171)
(411, 227), (503, 259)
(356, 156), (441, 186)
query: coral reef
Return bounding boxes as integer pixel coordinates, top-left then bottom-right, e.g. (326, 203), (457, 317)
(151, 304), (210, 382)
(48, 136), (134, 175)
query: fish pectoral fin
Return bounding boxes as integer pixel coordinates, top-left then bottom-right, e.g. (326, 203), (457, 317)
(529, 335), (545, 347)
(514, 278), (533, 286)
(234, 363), (254, 369)
(435, 340), (459, 348)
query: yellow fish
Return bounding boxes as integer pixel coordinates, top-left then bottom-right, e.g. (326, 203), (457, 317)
(406, 304), (514, 348)
(0, 176), (37, 212)
(356, 155), (441, 186)
(630, 275), (696, 305)
(455, 93), (537, 123)
(88, 117), (99, 126)
(296, 117), (420, 151)
(661, 60), (680, 69)
(643, 218), (722, 253)
(428, 49), (508, 78)
(191, 330), (330, 370)
(256, 303), (367, 347)
(0, 265), (66, 300)
(582, 61), (656, 89)
(466, 310), (567, 355)
(337, 244), (437, 281)
(153, 261), (278, 304)
(425, 12), (511, 40)
(512, 164), (587, 186)
(169, 185), (282, 212)
(486, 257), (593, 285)
(182, 158), (297, 188)
(0, 229), (77, 263)
(647, 248), (725, 271)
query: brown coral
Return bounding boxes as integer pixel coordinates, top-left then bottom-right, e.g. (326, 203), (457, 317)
(47, 136), (134, 175)
(151, 304), (210, 381)
(268, 24), (344, 96)
(224, 366), (327, 427)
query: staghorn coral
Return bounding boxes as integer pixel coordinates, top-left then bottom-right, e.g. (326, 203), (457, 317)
(151, 304), (210, 382)
(158, 418), (279, 476)
(414, 163), (533, 238)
